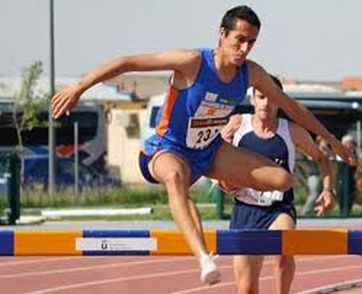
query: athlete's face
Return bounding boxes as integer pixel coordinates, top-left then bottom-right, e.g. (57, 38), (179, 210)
(251, 89), (279, 121)
(219, 19), (259, 66)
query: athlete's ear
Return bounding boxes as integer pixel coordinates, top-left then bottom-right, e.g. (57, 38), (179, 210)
(219, 27), (227, 40)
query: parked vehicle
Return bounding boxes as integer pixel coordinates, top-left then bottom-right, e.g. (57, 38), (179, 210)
(0, 159), (7, 198)
(143, 87), (362, 144)
(0, 101), (122, 192)
(22, 157), (122, 191)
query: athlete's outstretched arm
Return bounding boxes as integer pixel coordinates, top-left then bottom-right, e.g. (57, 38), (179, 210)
(290, 123), (336, 215)
(51, 49), (200, 118)
(248, 60), (355, 165)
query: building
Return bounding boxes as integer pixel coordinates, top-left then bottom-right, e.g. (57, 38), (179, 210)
(106, 101), (148, 184)
(3, 74), (362, 185)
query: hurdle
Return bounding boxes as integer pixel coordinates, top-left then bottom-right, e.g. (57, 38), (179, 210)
(0, 229), (361, 256)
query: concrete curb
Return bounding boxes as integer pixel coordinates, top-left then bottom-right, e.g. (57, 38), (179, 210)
(16, 215), (47, 225)
(40, 207), (153, 218)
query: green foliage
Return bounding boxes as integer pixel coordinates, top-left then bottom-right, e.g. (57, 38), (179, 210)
(13, 61), (48, 149)
(20, 185), (229, 209)
(18, 185), (362, 220)
(21, 186), (169, 208)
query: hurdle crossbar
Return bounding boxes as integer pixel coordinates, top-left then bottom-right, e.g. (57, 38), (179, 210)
(0, 229), (361, 256)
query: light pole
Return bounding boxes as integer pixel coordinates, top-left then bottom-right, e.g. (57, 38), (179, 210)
(48, 0), (56, 195)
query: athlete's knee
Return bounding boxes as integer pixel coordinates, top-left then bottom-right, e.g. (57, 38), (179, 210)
(235, 271), (258, 293)
(237, 280), (256, 294)
(238, 281), (259, 294)
(163, 170), (190, 187)
(275, 255), (295, 271)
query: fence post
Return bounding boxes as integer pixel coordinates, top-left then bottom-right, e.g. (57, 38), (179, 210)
(341, 162), (350, 218)
(215, 187), (226, 219)
(203, 179), (226, 219)
(6, 153), (21, 225)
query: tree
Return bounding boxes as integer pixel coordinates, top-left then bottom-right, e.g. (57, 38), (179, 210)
(13, 61), (47, 150)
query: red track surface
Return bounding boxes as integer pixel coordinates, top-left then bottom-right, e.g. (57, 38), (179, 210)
(1, 254), (362, 293)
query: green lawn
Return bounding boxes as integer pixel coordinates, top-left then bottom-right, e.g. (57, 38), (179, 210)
(11, 184), (362, 221)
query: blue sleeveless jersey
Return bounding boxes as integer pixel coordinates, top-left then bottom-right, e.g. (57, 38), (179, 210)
(143, 48), (249, 155)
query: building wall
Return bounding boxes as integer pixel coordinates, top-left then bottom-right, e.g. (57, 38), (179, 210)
(107, 108), (147, 184)
(111, 72), (169, 99)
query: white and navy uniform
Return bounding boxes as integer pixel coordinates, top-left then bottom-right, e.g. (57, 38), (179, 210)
(229, 114), (297, 229)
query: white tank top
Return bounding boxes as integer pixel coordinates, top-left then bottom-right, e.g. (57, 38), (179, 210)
(231, 114), (295, 206)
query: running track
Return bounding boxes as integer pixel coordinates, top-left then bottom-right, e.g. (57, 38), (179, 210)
(2, 221), (362, 293)
(1, 250), (362, 293)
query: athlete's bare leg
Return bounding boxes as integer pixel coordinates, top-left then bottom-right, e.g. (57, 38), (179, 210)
(150, 151), (220, 284)
(151, 151), (220, 282)
(234, 255), (264, 294)
(206, 142), (293, 192)
(188, 198), (204, 237)
(269, 213), (296, 294)
(151, 151), (208, 258)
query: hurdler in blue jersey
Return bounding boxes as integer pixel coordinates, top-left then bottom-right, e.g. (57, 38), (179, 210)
(50, 5), (353, 287)
(140, 48), (248, 184)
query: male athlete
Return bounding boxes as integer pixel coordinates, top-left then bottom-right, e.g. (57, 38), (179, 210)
(51, 6), (353, 285)
(221, 75), (335, 293)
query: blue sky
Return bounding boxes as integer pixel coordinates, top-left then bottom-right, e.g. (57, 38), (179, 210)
(1, 0), (361, 80)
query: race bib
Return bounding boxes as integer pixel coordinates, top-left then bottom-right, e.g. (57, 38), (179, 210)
(186, 92), (239, 149)
(186, 116), (228, 149)
(233, 188), (284, 207)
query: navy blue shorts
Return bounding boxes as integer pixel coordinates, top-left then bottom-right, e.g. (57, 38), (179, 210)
(139, 135), (223, 185)
(139, 151), (159, 184)
(229, 199), (297, 229)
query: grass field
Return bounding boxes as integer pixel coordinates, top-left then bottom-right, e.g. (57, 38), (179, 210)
(5, 176), (362, 221)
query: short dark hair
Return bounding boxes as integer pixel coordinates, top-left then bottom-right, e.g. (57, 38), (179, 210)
(220, 6), (261, 32)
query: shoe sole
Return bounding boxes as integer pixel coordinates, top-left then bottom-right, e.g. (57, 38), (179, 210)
(204, 270), (221, 285)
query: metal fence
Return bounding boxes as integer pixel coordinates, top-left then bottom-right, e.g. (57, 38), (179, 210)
(212, 156), (361, 219)
(0, 153), (21, 224)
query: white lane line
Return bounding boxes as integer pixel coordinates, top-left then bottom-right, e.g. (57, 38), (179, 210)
(23, 256), (359, 294)
(297, 278), (362, 294)
(24, 266), (219, 294)
(0, 254), (347, 279)
(0, 251), (352, 268)
(172, 264), (362, 294)
(0, 256), (108, 267)
(0, 256), (192, 279)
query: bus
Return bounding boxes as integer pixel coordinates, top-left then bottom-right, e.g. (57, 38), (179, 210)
(0, 101), (120, 190)
(142, 86), (362, 145)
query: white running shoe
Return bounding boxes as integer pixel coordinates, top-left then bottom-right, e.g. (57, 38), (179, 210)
(200, 253), (221, 285)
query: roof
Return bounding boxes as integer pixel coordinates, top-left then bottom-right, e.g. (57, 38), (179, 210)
(0, 77), (132, 101)
(284, 84), (344, 99)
